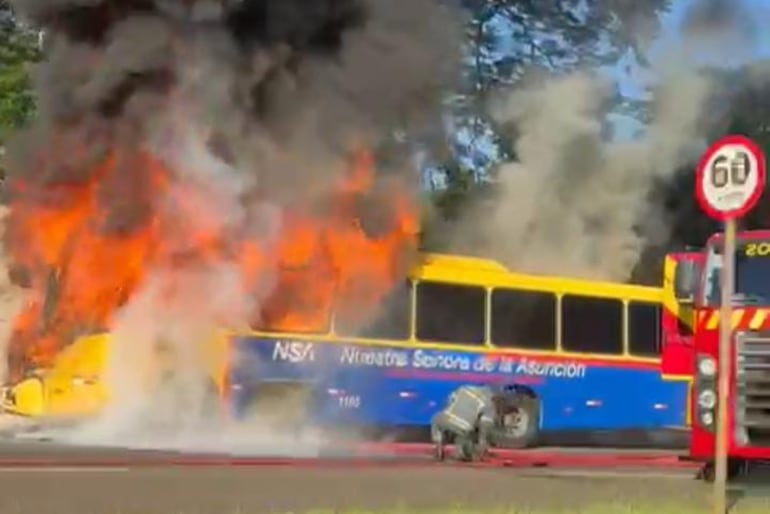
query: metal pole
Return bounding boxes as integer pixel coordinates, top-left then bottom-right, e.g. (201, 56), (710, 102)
(714, 219), (736, 514)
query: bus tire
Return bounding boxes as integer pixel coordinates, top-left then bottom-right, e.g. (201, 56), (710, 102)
(494, 393), (540, 449)
(697, 459), (744, 483)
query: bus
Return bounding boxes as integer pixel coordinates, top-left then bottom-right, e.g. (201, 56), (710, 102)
(3, 252), (695, 448)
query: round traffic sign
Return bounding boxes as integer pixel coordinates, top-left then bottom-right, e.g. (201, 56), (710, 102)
(695, 134), (766, 221)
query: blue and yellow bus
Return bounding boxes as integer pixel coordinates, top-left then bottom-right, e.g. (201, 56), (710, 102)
(224, 253), (692, 446)
(4, 253), (692, 447)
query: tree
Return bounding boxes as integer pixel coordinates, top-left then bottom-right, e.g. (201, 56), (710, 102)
(423, 0), (674, 247)
(452, 0), (671, 162)
(0, 1), (41, 178)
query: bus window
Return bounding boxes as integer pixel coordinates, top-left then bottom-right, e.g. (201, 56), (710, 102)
(491, 289), (556, 350)
(416, 282), (485, 344)
(561, 295), (623, 355)
(628, 301), (661, 357)
(255, 268), (333, 334)
(335, 281), (413, 340)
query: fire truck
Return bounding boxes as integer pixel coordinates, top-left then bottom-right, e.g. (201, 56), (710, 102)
(673, 229), (770, 479)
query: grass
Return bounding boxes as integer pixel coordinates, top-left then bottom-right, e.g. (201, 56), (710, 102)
(281, 502), (770, 514)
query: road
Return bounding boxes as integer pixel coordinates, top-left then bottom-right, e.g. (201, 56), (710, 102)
(0, 441), (765, 514)
(0, 464), (708, 514)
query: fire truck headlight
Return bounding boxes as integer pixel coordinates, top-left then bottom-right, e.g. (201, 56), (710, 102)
(698, 389), (717, 409)
(698, 356), (717, 378)
(700, 411), (714, 427)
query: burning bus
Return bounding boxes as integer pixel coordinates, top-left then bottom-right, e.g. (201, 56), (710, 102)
(0, 0), (711, 449)
(3, 249), (697, 449)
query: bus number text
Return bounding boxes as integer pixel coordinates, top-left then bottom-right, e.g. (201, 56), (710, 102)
(338, 395), (361, 409)
(745, 242), (770, 257)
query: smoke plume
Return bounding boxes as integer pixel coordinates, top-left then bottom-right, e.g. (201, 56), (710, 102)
(445, 0), (770, 282)
(3, 0), (461, 438)
(0, 207), (24, 385)
(449, 68), (712, 281)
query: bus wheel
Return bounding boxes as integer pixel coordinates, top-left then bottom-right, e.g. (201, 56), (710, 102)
(697, 460), (745, 482)
(697, 462), (715, 482)
(496, 394), (540, 449)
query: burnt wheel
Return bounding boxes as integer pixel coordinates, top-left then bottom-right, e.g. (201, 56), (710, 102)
(697, 460), (745, 483)
(492, 393), (540, 449)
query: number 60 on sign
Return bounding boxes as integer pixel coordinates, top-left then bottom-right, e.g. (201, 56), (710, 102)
(695, 134), (766, 221)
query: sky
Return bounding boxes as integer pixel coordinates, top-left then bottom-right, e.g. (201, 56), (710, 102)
(610, 0), (770, 139)
(430, 0), (770, 183)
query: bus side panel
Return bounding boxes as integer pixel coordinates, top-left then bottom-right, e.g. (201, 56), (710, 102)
(229, 337), (689, 432)
(536, 367), (688, 431)
(230, 337), (423, 426)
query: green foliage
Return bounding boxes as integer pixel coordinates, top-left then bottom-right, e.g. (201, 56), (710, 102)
(0, 6), (40, 140)
(0, 1), (41, 179)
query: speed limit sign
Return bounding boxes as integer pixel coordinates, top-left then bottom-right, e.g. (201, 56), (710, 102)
(695, 134), (766, 221)
(694, 134), (766, 514)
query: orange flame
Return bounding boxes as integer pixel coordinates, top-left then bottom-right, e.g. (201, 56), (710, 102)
(5, 144), (418, 381)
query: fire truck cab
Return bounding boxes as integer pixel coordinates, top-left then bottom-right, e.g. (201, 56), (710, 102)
(673, 229), (770, 478)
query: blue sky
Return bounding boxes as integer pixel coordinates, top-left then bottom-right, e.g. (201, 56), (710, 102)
(435, 0), (770, 180)
(610, 0), (770, 138)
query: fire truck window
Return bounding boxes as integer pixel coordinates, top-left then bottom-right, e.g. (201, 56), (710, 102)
(416, 282), (486, 344)
(561, 295), (623, 355)
(628, 301), (661, 357)
(677, 318), (693, 337)
(335, 281), (413, 340)
(491, 289), (556, 350)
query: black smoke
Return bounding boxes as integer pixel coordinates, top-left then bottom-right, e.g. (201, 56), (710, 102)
(6, 0), (462, 209)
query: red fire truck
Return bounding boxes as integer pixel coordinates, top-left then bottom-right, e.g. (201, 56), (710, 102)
(674, 229), (770, 479)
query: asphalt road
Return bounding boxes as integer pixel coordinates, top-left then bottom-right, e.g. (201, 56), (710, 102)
(0, 441), (704, 514)
(0, 465), (708, 514)
(0, 441), (764, 514)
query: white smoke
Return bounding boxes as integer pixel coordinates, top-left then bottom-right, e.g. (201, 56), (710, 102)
(450, 66), (712, 281)
(0, 207), (25, 385)
(62, 115), (285, 446)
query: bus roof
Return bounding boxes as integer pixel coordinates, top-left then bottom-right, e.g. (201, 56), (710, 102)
(707, 229), (770, 245)
(413, 253), (662, 302)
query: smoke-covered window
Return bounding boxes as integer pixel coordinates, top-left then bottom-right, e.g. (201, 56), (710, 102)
(490, 289), (556, 350)
(561, 295), (623, 355)
(335, 281), (413, 340)
(255, 268), (333, 334)
(628, 301), (661, 357)
(416, 282), (486, 344)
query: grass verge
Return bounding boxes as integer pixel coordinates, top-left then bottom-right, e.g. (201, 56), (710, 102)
(285, 501), (770, 514)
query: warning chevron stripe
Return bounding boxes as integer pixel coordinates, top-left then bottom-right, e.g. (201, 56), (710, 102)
(698, 308), (770, 331)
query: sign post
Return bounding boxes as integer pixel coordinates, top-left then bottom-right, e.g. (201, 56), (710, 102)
(695, 134), (766, 514)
